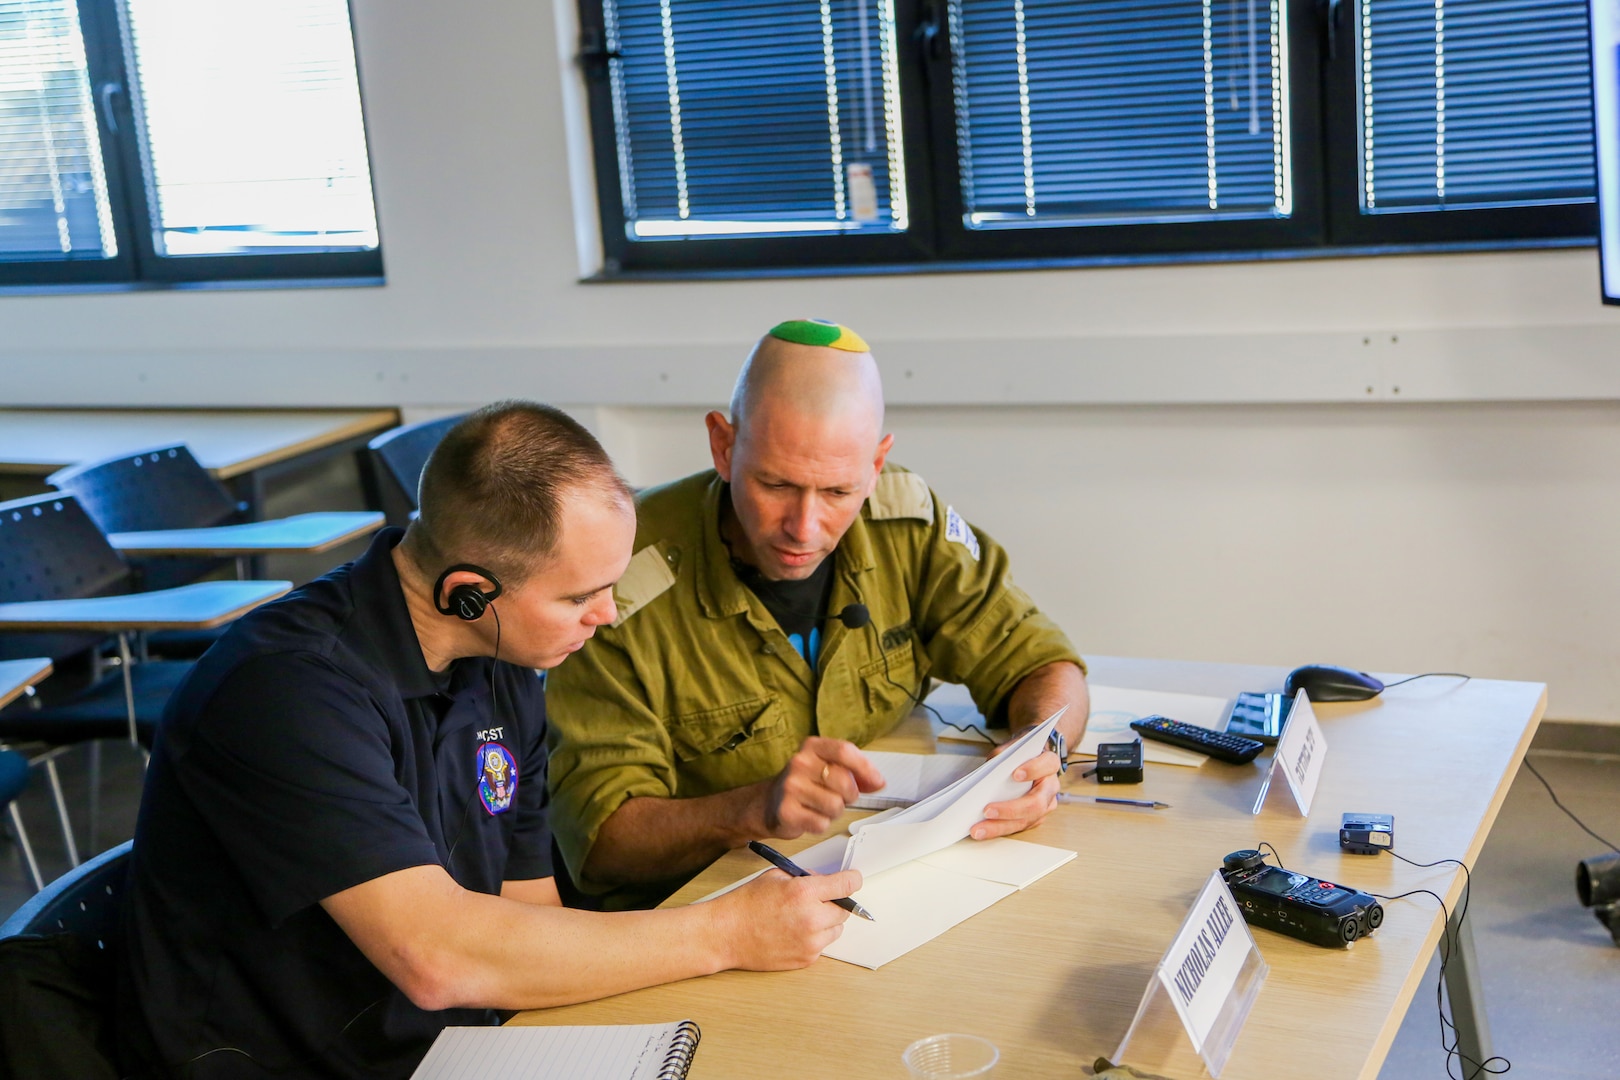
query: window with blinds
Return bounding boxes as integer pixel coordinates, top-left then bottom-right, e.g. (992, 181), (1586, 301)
(123, 0), (378, 256)
(602, 0), (906, 239)
(948, 0), (1292, 228)
(0, 0), (115, 262)
(1357, 0), (1595, 212)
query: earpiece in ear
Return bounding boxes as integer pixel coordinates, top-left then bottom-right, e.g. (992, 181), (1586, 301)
(434, 564), (504, 621)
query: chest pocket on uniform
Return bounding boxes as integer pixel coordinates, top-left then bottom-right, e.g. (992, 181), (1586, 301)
(858, 639), (920, 720)
(666, 698), (795, 797)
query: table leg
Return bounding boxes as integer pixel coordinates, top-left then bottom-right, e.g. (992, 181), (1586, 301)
(1443, 903), (1494, 1074)
(117, 632), (137, 745)
(43, 755), (79, 868)
(87, 740), (101, 854)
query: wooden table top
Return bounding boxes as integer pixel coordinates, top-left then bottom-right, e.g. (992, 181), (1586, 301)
(0, 658), (52, 711)
(0, 580), (291, 631)
(0, 409), (398, 479)
(509, 655), (1545, 1080)
(109, 511), (385, 556)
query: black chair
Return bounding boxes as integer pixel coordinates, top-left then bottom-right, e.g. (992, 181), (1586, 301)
(0, 839), (130, 943)
(0, 493), (190, 752)
(48, 444), (245, 594)
(0, 841), (131, 1080)
(366, 413), (464, 527)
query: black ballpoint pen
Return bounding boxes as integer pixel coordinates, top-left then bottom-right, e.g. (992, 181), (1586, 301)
(747, 841), (875, 921)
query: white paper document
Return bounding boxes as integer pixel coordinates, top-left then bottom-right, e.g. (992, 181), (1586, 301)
(694, 710), (1077, 969)
(824, 836), (1075, 969)
(850, 750), (986, 810)
(840, 712), (1062, 878)
(700, 835), (1077, 971)
(1083, 685), (1229, 767)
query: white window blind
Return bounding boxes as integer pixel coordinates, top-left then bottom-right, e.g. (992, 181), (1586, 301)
(949, 0), (1292, 228)
(1359, 0), (1594, 211)
(123, 0), (378, 255)
(604, 0), (907, 239)
(0, 0), (115, 261)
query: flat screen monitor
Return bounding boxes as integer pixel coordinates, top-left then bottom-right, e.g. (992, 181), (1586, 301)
(1594, 0), (1620, 302)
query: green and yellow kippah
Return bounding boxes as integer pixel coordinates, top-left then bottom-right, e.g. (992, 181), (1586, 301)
(767, 318), (870, 353)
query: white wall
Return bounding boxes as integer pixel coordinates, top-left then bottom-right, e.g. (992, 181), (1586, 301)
(3, 1), (1618, 718)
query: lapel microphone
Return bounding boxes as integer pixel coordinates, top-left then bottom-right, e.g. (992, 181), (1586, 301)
(828, 603), (870, 629)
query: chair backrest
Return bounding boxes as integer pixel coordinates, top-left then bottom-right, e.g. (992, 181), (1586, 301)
(0, 840), (131, 948)
(48, 446), (239, 592)
(0, 494), (131, 663)
(367, 413), (465, 527)
(48, 445), (240, 535)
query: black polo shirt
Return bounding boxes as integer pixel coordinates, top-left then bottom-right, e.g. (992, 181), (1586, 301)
(116, 529), (552, 1079)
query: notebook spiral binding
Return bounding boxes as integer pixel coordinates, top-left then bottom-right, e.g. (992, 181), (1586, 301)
(657, 1020), (701, 1080)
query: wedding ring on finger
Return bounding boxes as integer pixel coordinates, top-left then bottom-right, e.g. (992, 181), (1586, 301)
(820, 763), (831, 784)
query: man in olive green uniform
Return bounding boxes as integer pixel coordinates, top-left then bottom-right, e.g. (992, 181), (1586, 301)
(547, 320), (1089, 909)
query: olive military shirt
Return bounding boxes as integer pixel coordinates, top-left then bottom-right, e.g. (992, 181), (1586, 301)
(545, 464), (1083, 907)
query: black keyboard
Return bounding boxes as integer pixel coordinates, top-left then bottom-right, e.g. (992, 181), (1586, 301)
(1130, 716), (1265, 764)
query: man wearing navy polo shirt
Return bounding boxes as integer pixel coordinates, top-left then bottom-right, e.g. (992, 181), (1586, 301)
(115, 402), (862, 1079)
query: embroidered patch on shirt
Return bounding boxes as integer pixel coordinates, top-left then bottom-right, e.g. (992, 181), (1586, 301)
(477, 742), (519, 815)
(944, 505), (981, 561)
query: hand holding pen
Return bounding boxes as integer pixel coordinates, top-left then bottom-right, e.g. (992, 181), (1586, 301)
(749, 841), (876, 921)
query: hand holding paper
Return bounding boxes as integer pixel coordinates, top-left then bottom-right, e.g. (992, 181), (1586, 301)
(762, 736), (888, 838)
(977, 736), (1064, 839)
(840, 709), (1065, 879)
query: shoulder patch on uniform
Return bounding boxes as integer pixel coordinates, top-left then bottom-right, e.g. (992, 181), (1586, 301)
(611, 544), (676, 627)
(944, 505), (981, 561)
(866, 470), (934, 523)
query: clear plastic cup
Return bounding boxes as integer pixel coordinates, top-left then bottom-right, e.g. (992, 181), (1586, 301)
(902, 1033), (1000, 1079)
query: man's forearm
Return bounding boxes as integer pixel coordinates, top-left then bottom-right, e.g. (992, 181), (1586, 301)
(584, 785), (772, 887)
(328, 865), (731, 1012)
(1007, 660), (1089, 748)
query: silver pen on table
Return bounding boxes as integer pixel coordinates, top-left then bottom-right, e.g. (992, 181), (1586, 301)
(1055, 793), (1170, 810)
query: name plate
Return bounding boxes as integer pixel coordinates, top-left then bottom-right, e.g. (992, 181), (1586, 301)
(1113, 871), (1267, 1078)
(1252, 690), (1326, 816)
(1160, 872), (1251, 1052)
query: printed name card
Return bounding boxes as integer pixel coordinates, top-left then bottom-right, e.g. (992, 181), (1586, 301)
(1252, 690), (1327, 816)
(1113, 872), (1268, 1078)
(1160, 873), (1252, 1053)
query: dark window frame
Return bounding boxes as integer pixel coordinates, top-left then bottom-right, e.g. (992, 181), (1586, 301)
(0, 0), (383, 290)
(577, 0), (1598, 276)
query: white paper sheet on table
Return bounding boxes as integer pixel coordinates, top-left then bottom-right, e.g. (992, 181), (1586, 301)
(696, 835), (1076, 970)
(1081, 685), (1230, 767)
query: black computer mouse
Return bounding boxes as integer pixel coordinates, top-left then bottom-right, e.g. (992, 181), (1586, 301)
(1284, 664), (1385, 702)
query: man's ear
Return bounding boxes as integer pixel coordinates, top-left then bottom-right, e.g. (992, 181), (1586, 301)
(869, 433), (895, 489)
(706, 411), (738, 481)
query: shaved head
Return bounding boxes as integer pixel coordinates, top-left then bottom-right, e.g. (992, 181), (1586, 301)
(728, 333), (886, 446)
(708, 323), (894, 580)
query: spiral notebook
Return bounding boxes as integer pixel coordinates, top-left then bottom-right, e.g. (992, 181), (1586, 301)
(410, 1021), (700, 1080)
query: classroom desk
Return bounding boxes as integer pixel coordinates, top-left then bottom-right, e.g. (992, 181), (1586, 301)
(0, 581), (291, 632)
(0, 658), (52, 711)
(0, 408), (398, 514)
(109, 511), (385, 557)
(509, 655), (1545, 1080)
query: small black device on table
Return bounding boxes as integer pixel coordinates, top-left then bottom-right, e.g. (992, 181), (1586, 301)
(1130, 716), (1264, 764)
(1340, 812), (1395, 854)
(1092, 741), (1143, 784)
(1221, 849), (1384, 948)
